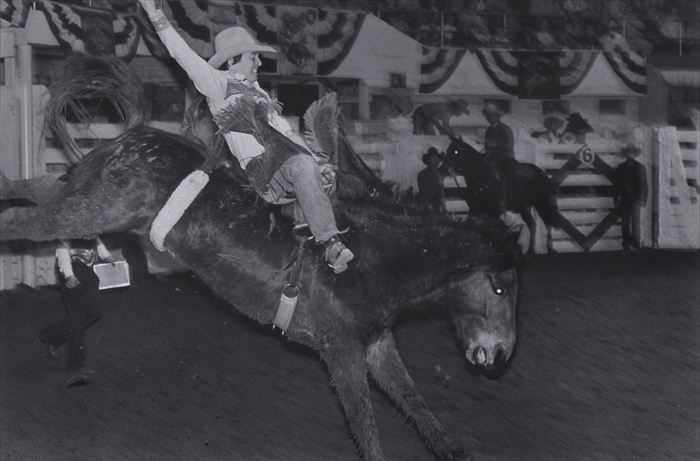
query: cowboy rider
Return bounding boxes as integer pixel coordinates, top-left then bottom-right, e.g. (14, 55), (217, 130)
(138, 0), (354, 274)
(482, 102), (514, 211)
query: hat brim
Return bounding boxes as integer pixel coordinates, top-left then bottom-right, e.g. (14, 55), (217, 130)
(207, 44), (278, 68)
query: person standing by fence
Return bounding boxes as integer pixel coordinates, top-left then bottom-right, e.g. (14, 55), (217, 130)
(612, 144), (648, 251)
(39, 238), (113, 387)
(417, 147), (447, 213)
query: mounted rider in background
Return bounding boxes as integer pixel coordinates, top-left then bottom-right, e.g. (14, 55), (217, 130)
(482, 102), (514, 212)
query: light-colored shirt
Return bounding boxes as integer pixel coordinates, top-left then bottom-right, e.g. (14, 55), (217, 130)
(154, 21), (306, 169)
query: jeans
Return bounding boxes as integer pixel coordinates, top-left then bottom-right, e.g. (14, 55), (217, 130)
(260, 154), (339, 243)
(619, 200), (642, 249)
(39, 262), (101, 371)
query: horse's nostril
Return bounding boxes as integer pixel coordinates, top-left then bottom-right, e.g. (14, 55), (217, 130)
(472, 346), (488, 366)
(494, 344), (508, 360)
(494, 346), (506, 364)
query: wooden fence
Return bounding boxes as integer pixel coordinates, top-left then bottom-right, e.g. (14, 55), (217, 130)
(2, 111), (700, 288)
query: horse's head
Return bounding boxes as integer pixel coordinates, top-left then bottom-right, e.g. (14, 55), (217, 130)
(445, 135), (482, 166)
(436, 224), (519, 377)
(446, 262), (518, 377)
(341, 205), (519, 377)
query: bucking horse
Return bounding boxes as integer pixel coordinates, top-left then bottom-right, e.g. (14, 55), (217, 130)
(0, 58), (520, 461)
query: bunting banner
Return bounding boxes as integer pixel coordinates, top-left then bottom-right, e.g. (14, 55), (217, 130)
(0, 0), (28, 26)
(208, 3), (364, 76)
(275, 6), (317, 75)
(474, 49), (520, 95)
(419, 46), (467, 94)
(0, 0), (211, 60)
(137, 0), (211, 60)
(559, 49), (598, 94)
(316, 9), (364, 76)
(37, 0), (86, 52)
(601, 32), (647, 95)
(113, 13), (140, 59)
(1, 0), (646, 93)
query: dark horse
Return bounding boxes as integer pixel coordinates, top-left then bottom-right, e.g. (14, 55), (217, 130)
(445, 136), (561, 253)
(0, 126), (520, 460)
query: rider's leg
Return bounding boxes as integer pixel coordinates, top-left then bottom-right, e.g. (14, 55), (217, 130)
(275, 155), (354, 273)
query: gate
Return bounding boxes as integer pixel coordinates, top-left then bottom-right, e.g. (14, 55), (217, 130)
(653, 127), (700, 249)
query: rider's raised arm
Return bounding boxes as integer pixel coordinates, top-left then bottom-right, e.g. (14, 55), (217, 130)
(140, 1), (225, 99)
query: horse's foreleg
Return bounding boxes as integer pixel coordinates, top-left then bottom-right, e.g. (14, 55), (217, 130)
(322, 343), (386, 461)
(367, 331), (470, 461)
(520, 208), (536, 255)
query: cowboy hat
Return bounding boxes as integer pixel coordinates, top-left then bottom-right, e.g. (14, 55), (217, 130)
(422, 147), (444, 165)
(566, 112), (594, 135)
(208, 26), (277, 69)
(482, 102), (503, 117)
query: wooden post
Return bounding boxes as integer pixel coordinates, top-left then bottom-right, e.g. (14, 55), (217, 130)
(358, 80), (370, 121)
(633, 126), (654, 248)
(16, 29), (37, 286)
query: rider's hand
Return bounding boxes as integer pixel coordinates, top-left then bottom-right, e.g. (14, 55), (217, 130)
(137, 0), (158, 17)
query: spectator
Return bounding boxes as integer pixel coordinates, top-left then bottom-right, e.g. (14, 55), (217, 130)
(413, 99), (470, 135)
(612, 144), (648, 251)
(417, 147), (447, 212)
(39, 238), (113, 387)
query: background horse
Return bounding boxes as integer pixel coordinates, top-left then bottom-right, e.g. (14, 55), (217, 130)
(0, 55), (521, 461)
(445, 136), (561, 253)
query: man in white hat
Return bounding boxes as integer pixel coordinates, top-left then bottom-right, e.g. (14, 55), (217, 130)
(139, 0), (353, 274)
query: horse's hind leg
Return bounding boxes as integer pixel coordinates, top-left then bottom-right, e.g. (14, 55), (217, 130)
(367, 331), (470, 461)
(322, 343), (386, 461)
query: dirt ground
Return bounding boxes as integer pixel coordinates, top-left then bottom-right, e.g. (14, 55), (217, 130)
(1, 250), (699, 461)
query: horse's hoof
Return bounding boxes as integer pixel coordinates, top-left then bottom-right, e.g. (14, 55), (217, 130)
(46, 344), (63, 361)
(65, 368), (95, 388)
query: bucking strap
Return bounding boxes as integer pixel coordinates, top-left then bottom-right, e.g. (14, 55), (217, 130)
(149, 170), (210, 252)
(272, 232), (313, 332)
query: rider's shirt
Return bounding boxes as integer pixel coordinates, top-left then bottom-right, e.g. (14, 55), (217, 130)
(484, 122), (515, 161)
(152, 23), (306, 169)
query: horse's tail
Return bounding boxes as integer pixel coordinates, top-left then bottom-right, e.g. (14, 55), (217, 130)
(533, 174), (561, 228)
(45, 53), (145, 164)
